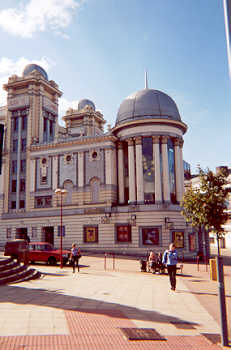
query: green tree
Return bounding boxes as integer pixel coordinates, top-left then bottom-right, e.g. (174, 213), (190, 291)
(181, 167), (229, 256)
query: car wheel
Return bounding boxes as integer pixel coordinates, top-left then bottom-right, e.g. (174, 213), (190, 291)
(30, 260), (35, 264)
(48, 257), (57, 266)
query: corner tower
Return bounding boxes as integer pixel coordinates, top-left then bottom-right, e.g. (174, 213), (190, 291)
(3, 64), (62, 213)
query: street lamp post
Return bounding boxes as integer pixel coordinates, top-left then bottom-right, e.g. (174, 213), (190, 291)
(55, 188), (67, 268)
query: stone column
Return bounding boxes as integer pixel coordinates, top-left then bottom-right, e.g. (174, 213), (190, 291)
(135, 137), (144, 203)
(30, 158), (36, 192)
(152, 136), (162, 203)
(161, 136), (170, 203)
(117, 142), (125, 204)
(78, 152), (84, 187)
(127, 138), (136, 203)
(173, 137), (183, 202)
(179, 138), (185, 197)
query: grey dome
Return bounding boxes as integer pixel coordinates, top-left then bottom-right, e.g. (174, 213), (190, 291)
(116, 88), (181, 125)
(78, 99), (95, 111)
(23, 64), (48, 80)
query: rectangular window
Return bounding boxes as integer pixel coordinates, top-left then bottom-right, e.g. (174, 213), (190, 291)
(13, 117), (18, 132)
(19, 200), (25, 209)
(140, 227), (160, 246)
(11, 201), (16, 209)
(35, 196), (52, 208)
(44, 118), (47, 132)
(20, 179), (25, 192)
(115, 224), (131, 243)
(13, 139), (18, 152)
(21, 138), (26, 152)
(172, 230), (184, 248)
(21, 159), (26, 173)
(12, 179), (17, 192)
(84, 226), (98, 243)
(22, 116), (27, 130)
(12, 160), (17, 174)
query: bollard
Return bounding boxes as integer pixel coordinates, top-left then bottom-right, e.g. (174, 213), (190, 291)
(104, 253), (107, 271)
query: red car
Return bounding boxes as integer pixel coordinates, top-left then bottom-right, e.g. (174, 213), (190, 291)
(28, 242), (70, 265)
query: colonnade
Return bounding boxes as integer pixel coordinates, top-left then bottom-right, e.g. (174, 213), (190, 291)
(117, 136), (184, 205)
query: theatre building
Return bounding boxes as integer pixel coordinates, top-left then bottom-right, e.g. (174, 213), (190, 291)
(0, 64), (197, 256)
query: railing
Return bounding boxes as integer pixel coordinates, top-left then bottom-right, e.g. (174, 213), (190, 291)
(104, 252), (115, 271)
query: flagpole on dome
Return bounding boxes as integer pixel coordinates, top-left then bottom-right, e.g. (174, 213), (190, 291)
(145, 71), (148, 89)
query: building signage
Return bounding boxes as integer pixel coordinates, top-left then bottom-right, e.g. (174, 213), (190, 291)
(84, 226), (98, 243)
(172, 230), (184, 248)
(116, 225), (131, 242)
(8, 95), (29, 110)
(141, 227), (159, 245)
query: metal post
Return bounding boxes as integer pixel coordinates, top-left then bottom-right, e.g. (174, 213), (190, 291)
(216, 255), (228, 346)
(113, 253), (115, 271)
(104, 253), (107, 271)
(60, 193), (63, 269)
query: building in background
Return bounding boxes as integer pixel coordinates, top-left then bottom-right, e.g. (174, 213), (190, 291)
(0, 64), (197, 257)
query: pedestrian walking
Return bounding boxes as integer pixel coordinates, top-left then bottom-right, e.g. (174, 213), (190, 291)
(70, 243), (81, 273)
(162, 243), (178, 291)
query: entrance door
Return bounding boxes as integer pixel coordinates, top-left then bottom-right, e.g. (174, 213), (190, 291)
(16, 228), (27, 239)
(42, 227), (54, 245)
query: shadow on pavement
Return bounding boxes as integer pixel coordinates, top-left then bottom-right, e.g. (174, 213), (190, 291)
(0, 284), (199, 328)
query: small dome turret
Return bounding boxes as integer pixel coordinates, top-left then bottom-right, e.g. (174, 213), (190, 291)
(23, 64), (48, 80)
(78, 99), (95, 111)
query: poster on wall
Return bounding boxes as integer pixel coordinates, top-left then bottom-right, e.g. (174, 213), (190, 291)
(141, 227), (159, 245)
(172, 230), (184, 248)
(84, 226), (98, 243)
(116, 225), (131, 242)
(189, 233), (196, 251)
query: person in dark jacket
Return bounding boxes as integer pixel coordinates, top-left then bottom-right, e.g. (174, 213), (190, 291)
(70, 243), (81, 273)
(162, 243), (178, 291)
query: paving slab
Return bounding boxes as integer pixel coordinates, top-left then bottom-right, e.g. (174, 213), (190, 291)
(0, 253), (228, 349)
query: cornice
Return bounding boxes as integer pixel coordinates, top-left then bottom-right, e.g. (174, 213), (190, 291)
(4, 77), (62, 97)
(30, 135), (118, 151)
(112, 118), (187, 134)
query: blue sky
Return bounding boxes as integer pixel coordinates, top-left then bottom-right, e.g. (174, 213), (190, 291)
(0, 0), (230, 173)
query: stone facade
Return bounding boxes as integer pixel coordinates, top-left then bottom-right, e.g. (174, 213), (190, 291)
(0, 64), (197, 257)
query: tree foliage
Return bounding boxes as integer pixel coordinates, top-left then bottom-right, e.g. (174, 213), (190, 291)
(181, 167), (229, 233)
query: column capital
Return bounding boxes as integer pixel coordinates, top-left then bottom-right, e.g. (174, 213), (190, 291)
(117, 141), (124, 150)
(172, 137), (180, 146)
(152, 136), (160, 144)
(135, 136), (142, 145)
(127, 138), (134, 147)
(179, 138), (184, 148)
(161, 136), (169, 144)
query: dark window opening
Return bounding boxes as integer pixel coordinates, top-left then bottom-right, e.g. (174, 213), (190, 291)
(12, 179), (17, 192)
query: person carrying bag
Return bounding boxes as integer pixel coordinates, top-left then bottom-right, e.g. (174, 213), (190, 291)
(70, 243), (81, 273)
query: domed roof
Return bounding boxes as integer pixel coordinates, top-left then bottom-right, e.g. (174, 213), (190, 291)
(116, 88), (181, 125)
(78, 99), (95, 111)
(23, 64), (48, 80)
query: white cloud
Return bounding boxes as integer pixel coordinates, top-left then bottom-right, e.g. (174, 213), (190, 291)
(0, 57), (53, 106)
(59, 97), (79, 125)
(0, 56), (78, 126)
(0, 0), (82, 38)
